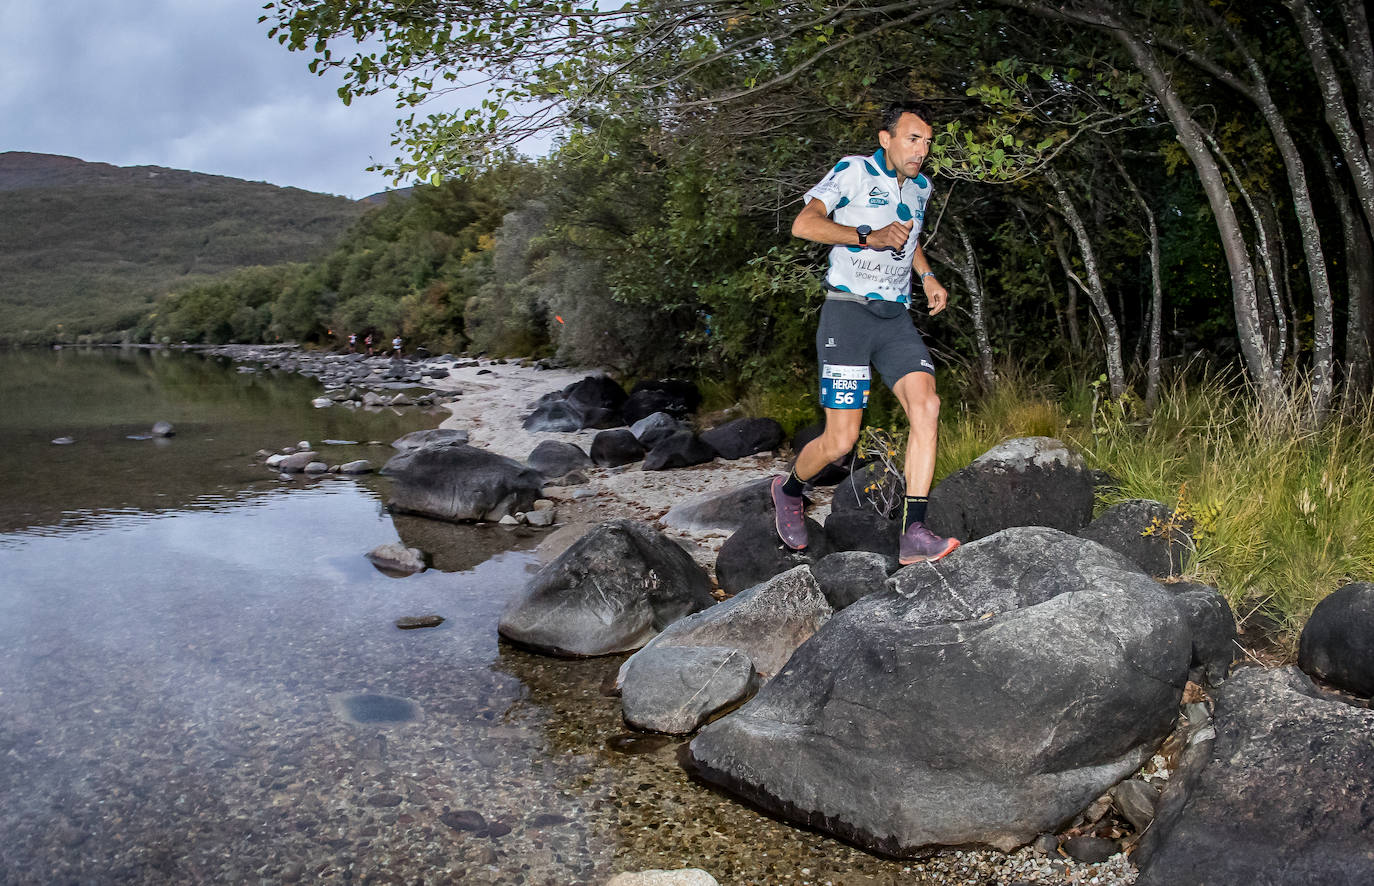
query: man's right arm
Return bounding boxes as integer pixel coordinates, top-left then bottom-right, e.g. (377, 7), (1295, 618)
(791, 198), (912, 251)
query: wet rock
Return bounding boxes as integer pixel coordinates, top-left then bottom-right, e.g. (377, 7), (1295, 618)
(527, 440), (592, 479)
(440, 810), (487, 832)
(606, 733), (674, 755)
(1298, 582), (1374, 697)
(498, 520), (715, 656)
(389, 393), (414, 407)
(715, 513), (832, 594)
(1079, 499), (1191, 577)
(366, 542), (427, 575)
(591, 429), (645, 468)
(810, 550), (893, 610)
(151, 420), (175, 437)
(339, 459), (373, 474)
(382, 442), (543, 522)
(700, 417), (784, 460)
(1167, 582), (1237, 685)
(690, 527), (1191, 857)
(660, 477), (773, 533)
(392, 428), (469, 450)
(277, 451), (319, 473)
(630, 412), (687, 450)
(303, 461), (329, 474)
(367, 793), (404, 807)
(621, 645), (758, 734)
(621, 566), (832, 686)
(606, 869), (720, 886)
(1063, 835), (1118, 863)
(312, 397), (333, 408)
(1135, 667), (1374, 886)
(51, 436), (75, 445)
(927, 437), (1095, 542)
(395, 615), (444, 630)
(642, 431), (716, 471)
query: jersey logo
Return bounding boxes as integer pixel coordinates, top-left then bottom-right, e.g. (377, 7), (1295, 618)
(868, 185), (890, 206)
(868, 187), (888, 197)
(825, 337), (837, 348)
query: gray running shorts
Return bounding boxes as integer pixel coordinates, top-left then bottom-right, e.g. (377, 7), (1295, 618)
(816, 297), (935, 410)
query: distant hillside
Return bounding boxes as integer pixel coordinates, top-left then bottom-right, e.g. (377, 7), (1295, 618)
(0, 152), (370, 343)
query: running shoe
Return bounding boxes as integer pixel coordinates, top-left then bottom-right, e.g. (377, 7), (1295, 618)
(898, 522), (960, 565)
(770, 475), (808, 550)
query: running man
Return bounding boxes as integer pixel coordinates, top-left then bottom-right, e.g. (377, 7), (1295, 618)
(772, 100), (961, 565)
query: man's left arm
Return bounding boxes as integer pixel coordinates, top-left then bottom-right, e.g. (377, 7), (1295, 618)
(912, 243), (948, 316)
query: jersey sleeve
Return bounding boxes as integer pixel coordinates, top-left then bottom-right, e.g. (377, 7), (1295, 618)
(802, 159), (861, 214)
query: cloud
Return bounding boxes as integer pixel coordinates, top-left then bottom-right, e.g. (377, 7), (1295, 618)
(0, 0), (415, 197)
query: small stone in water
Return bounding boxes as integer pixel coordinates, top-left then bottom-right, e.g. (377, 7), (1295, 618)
(440, 810), (487, 832)
(1063, 835), (1118, 863)
(606, 733), (673, 755)
(51, 436), (75, 445)
(486, 820), (512, 838)
(395, 615), (444, 630)
(530, 813), (570, 827)
(334, 692), (420, 724)
(367, 793), (404, 807)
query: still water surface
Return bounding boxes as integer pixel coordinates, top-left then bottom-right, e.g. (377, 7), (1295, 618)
(0, 348), (934, 885)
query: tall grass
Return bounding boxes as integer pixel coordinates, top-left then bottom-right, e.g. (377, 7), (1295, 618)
(924, 365), (1374, 654)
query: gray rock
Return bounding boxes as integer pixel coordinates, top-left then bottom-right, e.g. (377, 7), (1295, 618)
(311, 397), (333, 408)
(605, 870), (720, 886)
(590, 429), (645, 468)
(700, 417), (784, 460)
(389, 392), (414, 407)
(1110, 778), (1159, 833)
(392, 428), (469, 450)
(277, 451), (319, 473)
(1031, 834), (1059, 855)
(303, 461), (329, 474)
(1079, 499), (1191, 577)
(151, 420), (175, 437)
(1135, 667), (1374, 886)
(690, 527), (1191, 857)
(825, 472), (903, 555)
(927, 437), (1095, 542)
(715, 513), (833, 594)
(382, 442), (543, 522)
(395, 615), (444, 629)
(643, 431), (717, 471)
(1167, 582), (1237, 685)
(1298, 582), (1374, 697)
(339, 460), (373, 474)
(810, 551), (893, 610)
(619, 566), (832, 686)
(525, 508), (556, 527)
(660, 477), (773, 533)
(621, 645), (758, 734)
(527, 440), (592, 479)
(365, 542), (427, 575)
(1062, 835), (1118, 863)
(523, 398), (584, 432)
(630, 411), (687, 449)
(362, 391), (387, 407)
(498, 520), (714, 657)
(51, 436), (75, 445)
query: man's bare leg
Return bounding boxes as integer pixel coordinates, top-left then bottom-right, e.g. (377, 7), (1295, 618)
(772, 407), (864, 550)
(893, 371), (959, 563)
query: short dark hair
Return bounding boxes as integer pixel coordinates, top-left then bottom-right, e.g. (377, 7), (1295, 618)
(882, 100), (935, 133)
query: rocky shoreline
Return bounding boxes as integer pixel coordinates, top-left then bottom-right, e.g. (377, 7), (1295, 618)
(201, 343), (1374, 886)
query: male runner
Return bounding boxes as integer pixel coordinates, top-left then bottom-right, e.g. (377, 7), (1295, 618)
(772, 100), (960, 565)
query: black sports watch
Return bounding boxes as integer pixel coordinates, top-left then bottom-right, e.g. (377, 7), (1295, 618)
(856, 224), (872, 246)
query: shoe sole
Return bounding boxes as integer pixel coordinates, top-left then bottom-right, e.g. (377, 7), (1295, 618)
(899, 537), (960, 566)
(771, 477), (808, 551)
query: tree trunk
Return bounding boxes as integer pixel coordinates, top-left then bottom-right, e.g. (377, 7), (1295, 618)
(1045, 167), (1126, 398)
(1047, 215), (1082, 350)
(1335, 0), (1374, 164)
(952, 221), (997, 389)
(1111, 153), (1165, 412)
(1323, 153), (1374, 403)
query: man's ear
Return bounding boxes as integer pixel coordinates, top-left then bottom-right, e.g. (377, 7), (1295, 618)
(878, 129), (892, 151)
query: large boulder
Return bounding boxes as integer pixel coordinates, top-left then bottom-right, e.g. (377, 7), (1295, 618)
(700, 417), (784, 460)
(630, 412), (687, 450)
(643, 431), (717, 471)
(527, 440), (592, 479)
(660, 477), (773, 533)
(927, 437), (1095, 542)
(623, 379), (701, 424)
(823, 473), (902, 555)
(1135, 667), (1374, 886)
(1079, 499), (1191, 577)
(620, 645), (758, 735)
(382, 442), (543, 522)
(591, 429), (646, 468)
(715, 512), (833, 594)
(620, 566), (832, 684)
(690, 527), (1191, 856)
(522, 399), (584, 432)
(1167, 581), (1236, 685)
(1297, 582), (1374, 696)
(810, 551), (893, 610)
(563, 374), (628, 416)
(498, 520), (714, 656)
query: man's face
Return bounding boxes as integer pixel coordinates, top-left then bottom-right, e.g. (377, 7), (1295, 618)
(878, 112), (934, 181)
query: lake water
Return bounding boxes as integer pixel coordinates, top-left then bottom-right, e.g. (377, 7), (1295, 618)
(0, 348), (962, 885)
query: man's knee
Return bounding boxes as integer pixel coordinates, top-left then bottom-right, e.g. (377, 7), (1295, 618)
(818, 424), (861, 460)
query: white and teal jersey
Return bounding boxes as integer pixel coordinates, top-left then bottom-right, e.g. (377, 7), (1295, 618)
(802, 148), (933, 303)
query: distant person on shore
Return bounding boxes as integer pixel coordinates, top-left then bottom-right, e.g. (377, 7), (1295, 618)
(392, 335), (403, 356)
(365, 333), (374, 356)
(347, 332), (357, 353)
(771, 99), (960, 565)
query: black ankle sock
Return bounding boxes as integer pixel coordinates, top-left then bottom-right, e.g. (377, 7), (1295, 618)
(903, 495), (929, 530)
(781, 468), (806, 497)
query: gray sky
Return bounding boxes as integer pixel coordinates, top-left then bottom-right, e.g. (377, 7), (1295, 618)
(0, 0), (482, 198)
